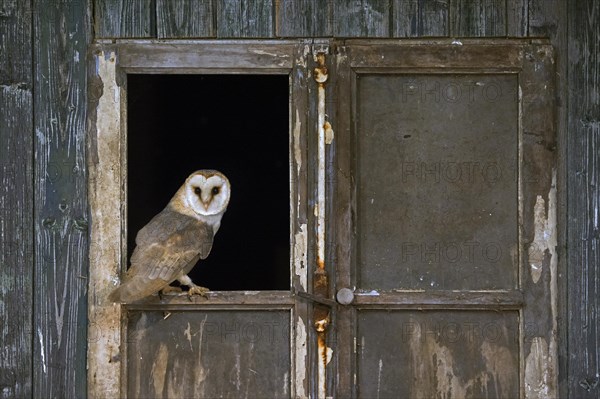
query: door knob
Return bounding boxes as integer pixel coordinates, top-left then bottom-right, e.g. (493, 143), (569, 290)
(336, 288), (354, 305)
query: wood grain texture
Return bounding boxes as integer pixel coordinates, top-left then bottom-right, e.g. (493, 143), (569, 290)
(450, 0), (506, 37)
(216, 0), (273, 38)
(392, 0), (449, 37)
(156, 0), (214, 38)
(32, 0), (90, 396)
(95, 0), (155, 38)
(333, 0), (391, 37)
(527, 0), (569, 396)
(126, 310), (291, 398)
(506, 0), (527, 36)
(567, 0), (600, 396)
(0, 0), (33, 397)
(275, 0), (332, 37)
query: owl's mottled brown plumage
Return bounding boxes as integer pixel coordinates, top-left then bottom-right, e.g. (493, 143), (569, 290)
(109, 170), (230, 303)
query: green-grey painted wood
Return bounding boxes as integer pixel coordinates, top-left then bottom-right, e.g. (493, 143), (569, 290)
(275, 0), (332, 37)
(156, 0), (215, 38)
(32, 0), (90, 396)
(450, 0), (506, 37)
(216, 0), (273, 38)
(0, 0), (33, 396)
(567, 0), (600, 396)
(392, 0), (449, 37)
(95, 0), (155, 38)
(333, 0), (391, 37)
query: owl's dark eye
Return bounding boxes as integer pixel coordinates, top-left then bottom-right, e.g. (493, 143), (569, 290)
(194, 187), (202, 196)
(211, 186), (220, 195)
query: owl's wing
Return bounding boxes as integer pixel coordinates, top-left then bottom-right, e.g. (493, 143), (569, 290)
(108, 206), (214, 303)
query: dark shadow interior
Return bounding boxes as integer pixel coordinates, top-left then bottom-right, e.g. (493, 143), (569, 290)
(127, 74), (289, 291)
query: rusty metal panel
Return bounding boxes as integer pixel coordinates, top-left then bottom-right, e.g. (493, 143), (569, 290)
(357, 74), (518, 290)
(356, 310), (520, 398)
(126, 310), (291, 398)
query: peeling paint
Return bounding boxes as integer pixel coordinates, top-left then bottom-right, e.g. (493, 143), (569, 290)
(184, 322), (193, 351)
(296, 44), (311, 68)
(315, 51), (328, 273)
(87, 50), (122, 398)
(317, 332), (327, 399)
(250, 49), (290, 58)
(525, 337), (553, 398)
(361, 290), (380, 296)
(193, 315), (209, 397)
(295, 317), (308, 398)
(324, 121), (334, 144)
(408, 323), (516, 398)
(528, 192), (554, 283)
(293, 108), (302, 181)
(294, 223), (308, 291)
(150, 344), (168, 396)
(377, 359), (383, 398)
(38, 329), (47, 374)
(525, 172), (558, 398)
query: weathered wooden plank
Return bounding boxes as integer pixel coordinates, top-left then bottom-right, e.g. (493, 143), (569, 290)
(87, 47), (123, 399)
(392, 0), (449, 37)
(0, 0), (33, 396)
(450, 0), (507, 37)
(506, 0), (527, 36)
(357, 310), (520, 398)
(216, 0), (273, 38)
(527, 0), (569, 396)
(353, 290), (524, 309)
(156, 0), (214, 38)
(118, 42), (296, 72)
(125, 290), (296, 310)
(275, 0), (332, 37)
(519, 43), (558, 399)
(348, 42), (523, 69)
(32, 0), (90, 396)
(567, 0), (600, 397)
(94, 0), (155, 38)
(333, 0), (391, 37)
(126, 310), (291, 398)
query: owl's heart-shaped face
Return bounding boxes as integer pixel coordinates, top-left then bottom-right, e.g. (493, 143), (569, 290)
(185, 171), (231, 216)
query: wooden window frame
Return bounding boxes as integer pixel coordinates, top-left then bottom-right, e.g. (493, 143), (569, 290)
(87, 40), (326, 398)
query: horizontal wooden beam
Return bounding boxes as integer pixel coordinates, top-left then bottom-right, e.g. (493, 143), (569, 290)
(125, 290), (296, 310)
(352, 290), (524, 309)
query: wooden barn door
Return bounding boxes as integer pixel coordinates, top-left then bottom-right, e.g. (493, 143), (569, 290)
(332, 40), (558, 398)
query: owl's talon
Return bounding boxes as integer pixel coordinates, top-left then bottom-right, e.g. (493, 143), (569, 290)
(188, 286), (210, 298)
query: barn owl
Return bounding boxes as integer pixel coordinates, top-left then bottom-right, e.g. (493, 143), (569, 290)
(109, 170), (231, 303)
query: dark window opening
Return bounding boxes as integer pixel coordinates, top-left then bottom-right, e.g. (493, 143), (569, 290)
(127, 74), (290, 291)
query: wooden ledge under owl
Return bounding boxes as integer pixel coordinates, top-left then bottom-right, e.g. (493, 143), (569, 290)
(109, 170), (231, 303)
